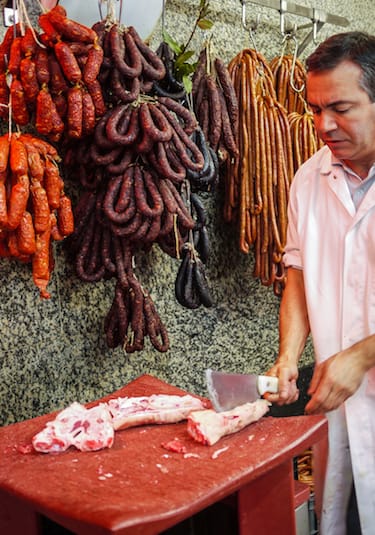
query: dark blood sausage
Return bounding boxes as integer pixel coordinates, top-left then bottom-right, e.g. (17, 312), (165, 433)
(94, 109), (120, 149)
(214, 56), (239, 132)
(106, 147), (134, 175)
(106, 105), (140, 146)
(109, 25), (142, 78)
(146, 142), (186, 183)
(123, 30), (143, 78)
(90, 143), (123, 166)
(157, 96), (198, 135)
(103, 172), (137, 224)
(127, 26), (166, 81)
(134, 166), (163, 218)
(205, 74), (222, 151)
(111, 68), (140, 103)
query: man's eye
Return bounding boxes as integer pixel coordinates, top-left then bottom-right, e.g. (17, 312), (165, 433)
(333, 105), (351, 113)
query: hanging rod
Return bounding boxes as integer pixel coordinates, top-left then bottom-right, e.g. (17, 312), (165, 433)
(240, 0), (350, 55)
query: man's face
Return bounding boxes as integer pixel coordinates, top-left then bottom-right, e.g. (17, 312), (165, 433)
(307, 60), (375, 176)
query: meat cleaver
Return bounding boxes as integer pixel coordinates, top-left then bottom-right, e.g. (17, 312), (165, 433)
(205, 368), (279, 412)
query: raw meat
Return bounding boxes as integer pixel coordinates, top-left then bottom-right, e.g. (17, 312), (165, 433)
(32, 394), (207, 454)
(32, 402), (114, 453)
(187, 399), (270, 446)
(107, 394), (206, 430)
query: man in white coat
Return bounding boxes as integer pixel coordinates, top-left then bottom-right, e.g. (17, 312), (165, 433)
(265, 32), (375, 535)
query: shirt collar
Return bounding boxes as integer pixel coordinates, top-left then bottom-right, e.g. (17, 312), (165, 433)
(322, 148), (375, 181)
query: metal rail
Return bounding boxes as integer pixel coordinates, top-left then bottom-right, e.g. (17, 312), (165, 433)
(240, 0), (350, 55)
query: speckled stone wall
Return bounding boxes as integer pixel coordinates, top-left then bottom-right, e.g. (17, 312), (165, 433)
(0, 0), (374, 426)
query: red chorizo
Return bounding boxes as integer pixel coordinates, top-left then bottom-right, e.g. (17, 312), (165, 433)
(32, 222), (52, 299)
(17, 210), (36, 255)
(83, 42), (104, 85)
(0, 182), (8, 228)
(10, 77), (30, 126)
(7, 178), (29, 230)
(0, 73), (9, 119)
(20, 57), (40, 103)
(35, 47), (51, 86)
(7, 36), (23, 76)
(44, 158), (63, 209)
(85, 79), (106, 117)
(31, 181), (50, 233)
(67, 85), (83, 139)
(35, 87), (53, 135)
(10, 135), (28, 177)
(57, 195), (74, 236)
(47, 8), (97, 43)
(54, 41), (82, 84)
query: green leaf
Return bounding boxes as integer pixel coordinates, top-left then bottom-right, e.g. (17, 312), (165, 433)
(183, 74), (193, 95)
(175, 50), (195, 70)
(197, 18), (214, 30)
(162, 30), (183, 55)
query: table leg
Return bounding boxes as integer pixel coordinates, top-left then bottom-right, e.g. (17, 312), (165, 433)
(312, 433), (328, 523)
(0, 489), (42, 535)
(237, 459), (296, 535)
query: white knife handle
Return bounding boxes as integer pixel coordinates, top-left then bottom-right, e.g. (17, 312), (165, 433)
(257, 375), (279, 396)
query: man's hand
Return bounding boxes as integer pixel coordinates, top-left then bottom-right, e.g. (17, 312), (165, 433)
(305, 348), (366, 414)
(264, 362), (300, 405)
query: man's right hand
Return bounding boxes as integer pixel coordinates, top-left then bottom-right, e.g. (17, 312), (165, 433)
(264, 362), (299, 405)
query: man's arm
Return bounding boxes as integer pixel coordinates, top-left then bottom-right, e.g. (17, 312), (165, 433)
(265, 267), (311, 405)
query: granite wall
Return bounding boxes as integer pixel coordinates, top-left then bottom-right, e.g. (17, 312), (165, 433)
(1, 0), (374, 426)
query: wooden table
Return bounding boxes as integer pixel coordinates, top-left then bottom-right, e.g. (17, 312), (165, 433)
(0, 374), (327, 535)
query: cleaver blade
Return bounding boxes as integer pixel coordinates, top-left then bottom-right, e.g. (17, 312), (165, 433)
(205, 368), (279, 412)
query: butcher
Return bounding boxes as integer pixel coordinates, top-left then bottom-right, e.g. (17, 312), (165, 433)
(265, 31), (375, 535)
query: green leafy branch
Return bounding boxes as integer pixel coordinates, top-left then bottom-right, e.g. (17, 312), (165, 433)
(162, 0), (213, 92)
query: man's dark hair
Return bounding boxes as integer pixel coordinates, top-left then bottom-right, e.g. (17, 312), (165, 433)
(306, 31), (375, 101)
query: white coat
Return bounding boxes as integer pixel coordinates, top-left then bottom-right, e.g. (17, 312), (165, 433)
(283, 145), (375, 535)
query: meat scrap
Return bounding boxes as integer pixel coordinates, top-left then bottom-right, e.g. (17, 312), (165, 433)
(32, 402), (114, 453)
(107, 394), (206, 431)
(161, 437), (187, 454)
(187, 399), (270, 446)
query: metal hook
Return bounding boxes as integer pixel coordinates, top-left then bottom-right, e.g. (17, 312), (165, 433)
(98, 0), (122, 24)
(289, 34), (305, 93)
(241, 2), (261, 52)
(279, 0), (287, 36)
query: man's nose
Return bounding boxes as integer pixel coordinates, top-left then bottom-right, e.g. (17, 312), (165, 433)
(317, 111), (337, 133)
